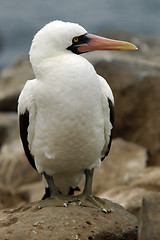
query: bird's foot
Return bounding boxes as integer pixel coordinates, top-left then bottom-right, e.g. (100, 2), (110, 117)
(38, 194), (75, 209)
(75, 193), (111, 213)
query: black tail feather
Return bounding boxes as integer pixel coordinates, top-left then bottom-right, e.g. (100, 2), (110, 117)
(42, 186), (80, 199)
(42, 187), (50, 200)
(68, 186), (80, 195)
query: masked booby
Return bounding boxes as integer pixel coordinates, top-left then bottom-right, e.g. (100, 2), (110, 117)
(18, 20), (137, 212)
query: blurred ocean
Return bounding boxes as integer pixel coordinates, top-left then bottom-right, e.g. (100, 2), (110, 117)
(0, 0), (160, 69)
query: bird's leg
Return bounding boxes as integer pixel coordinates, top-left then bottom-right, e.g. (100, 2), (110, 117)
(39, 172), (70, 208)
(75, 168), (111, 213)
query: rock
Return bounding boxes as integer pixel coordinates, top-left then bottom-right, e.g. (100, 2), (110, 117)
(138, 192), (160, 240)
(100, 186), (152, 217)
(0, 201), (137, 240)
(0, 183), (26, 210)
(148, 149), (160, 167)
(0, 56), (34, 111)
(0, 139), (40, 188)
(115, 75), (160, 166)
(0, 112), (18, 147)
(99, 167), (160, 217)
(94, 65), (160, 166)
(18, 181), (44, 203)
(94, 43), (160, 165)
(92, 138), (147, 195)
(93, 55), (160, 155)
(129, 167), (160, 191)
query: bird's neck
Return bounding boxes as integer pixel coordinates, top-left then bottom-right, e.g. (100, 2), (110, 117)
(31, 53), (94, 83)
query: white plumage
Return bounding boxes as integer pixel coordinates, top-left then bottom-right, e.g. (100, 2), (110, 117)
(18, 21), (136, 201)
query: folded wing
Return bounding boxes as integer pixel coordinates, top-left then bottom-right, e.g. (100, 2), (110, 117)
(98, 75), (114, 160)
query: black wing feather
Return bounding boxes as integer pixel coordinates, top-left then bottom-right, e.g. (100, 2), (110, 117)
(101, 98), (114, 161)
(19, 110), (37, 171)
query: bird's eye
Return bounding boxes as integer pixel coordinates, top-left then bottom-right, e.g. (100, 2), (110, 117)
(73, 37), (79, 43)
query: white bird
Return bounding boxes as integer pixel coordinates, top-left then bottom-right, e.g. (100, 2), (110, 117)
(18, 20), (137, 212)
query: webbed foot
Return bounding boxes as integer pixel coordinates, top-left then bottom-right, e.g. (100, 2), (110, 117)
(38, 194), (75, 208)
(75, 193), (111, 213)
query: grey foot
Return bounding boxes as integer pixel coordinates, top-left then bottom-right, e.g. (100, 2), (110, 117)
(75, 193), (111, 213)
(38, 195), (75, 209)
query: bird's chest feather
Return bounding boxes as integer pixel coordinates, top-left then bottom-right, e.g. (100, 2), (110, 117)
(31, 56), (104, 171)
(34, 55), (102, 129)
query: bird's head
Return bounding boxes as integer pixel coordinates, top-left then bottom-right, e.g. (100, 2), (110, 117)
(30, 20), (137, 69)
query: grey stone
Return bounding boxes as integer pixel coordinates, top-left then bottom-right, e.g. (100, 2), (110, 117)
(0, 57), (34, 111)
(0, 112), (18, 147)
(0, 139), (40, 188)
(138, 193), (160, 240)
(93, 138), (147, 195)
(99, 167), (160, 217)
(0, 200), (137, 240)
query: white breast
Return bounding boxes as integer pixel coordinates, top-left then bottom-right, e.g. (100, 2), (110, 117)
(27, 54), (108, 193)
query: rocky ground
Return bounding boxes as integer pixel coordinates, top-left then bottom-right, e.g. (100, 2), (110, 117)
(0, 32), (160, 239)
